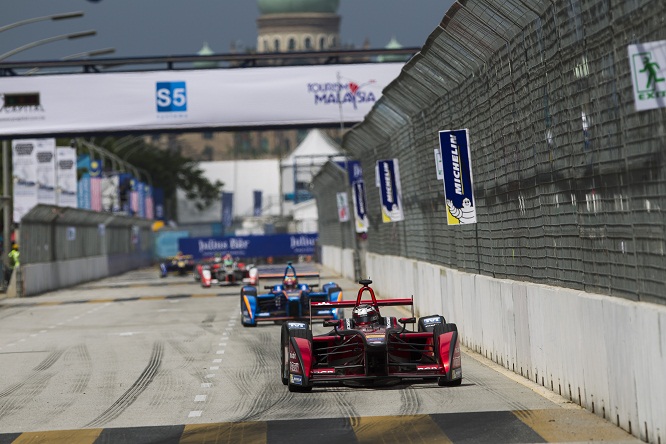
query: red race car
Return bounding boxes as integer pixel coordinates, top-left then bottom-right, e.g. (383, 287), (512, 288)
(280, 279), (462, 392)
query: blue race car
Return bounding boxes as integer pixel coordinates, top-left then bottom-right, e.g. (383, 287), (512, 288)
(240, 262), (343, 327)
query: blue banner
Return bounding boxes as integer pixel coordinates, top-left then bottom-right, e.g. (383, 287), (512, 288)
(438, 129), (477, 225)
(335, 159), (363, 185)
(137, 181), (146, 218)
(77, 174), (91, 209)
(253, 190), (262, 217)
(222, 192), (233, 228)
(178, 233), (318, 260)
(376, 159), (404, 223)
(153, 187), (165, 220)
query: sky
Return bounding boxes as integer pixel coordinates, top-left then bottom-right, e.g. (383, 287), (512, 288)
(1, 0), (456, 63)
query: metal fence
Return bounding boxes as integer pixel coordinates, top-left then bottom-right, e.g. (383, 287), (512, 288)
(314, 0), (666, 305)
(20, 205), (154, 264)
(312, 162), (356, 250)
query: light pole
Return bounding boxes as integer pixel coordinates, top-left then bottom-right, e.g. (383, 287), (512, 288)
(24, 47), (115, 75)
(0, 30), (97, 61)
(1, 11), (89, 274)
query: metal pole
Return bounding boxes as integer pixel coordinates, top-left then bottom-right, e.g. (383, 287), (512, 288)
(2, 140), (11, 269)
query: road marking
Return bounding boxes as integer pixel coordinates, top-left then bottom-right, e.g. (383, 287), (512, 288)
(213, 359), (222, 363)
(216, 350), (225, 355)
(188, 411), (202, 418)
(210, 366), (219, 370)
(194, 395), (207, 402)
(205, 374), (215, 378)
(353, 415), (453, 444)
(201, 383), (212, 388)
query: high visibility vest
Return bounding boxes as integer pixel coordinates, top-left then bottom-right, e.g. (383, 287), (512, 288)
(8, 250), (19, 268)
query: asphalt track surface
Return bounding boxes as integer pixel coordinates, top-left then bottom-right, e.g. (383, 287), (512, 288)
(0, 265), (640, 444)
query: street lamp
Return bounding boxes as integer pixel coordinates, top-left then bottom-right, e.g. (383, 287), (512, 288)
(0, 29), (97, 61)
(1, 11), (89, 275)
(24, 47), (115, 75)
(0, 11), (84, 33)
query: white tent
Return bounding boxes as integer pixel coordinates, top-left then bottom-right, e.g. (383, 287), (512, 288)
(280, 129), (346, 203)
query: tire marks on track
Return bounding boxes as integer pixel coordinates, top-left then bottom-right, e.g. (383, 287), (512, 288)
(0, 372), (54, 420)
(84, 341), (164, 428)
(32, 348), (65, 371)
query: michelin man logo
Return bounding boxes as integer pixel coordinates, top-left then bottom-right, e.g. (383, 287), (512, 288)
(446, 197), (476, 224)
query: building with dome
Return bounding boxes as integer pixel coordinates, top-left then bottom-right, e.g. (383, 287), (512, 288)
(256, 0), (340, 53)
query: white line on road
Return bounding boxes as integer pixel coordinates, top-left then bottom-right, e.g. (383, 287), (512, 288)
(188, 411), (202, 417)
(194, 395), (207, 402)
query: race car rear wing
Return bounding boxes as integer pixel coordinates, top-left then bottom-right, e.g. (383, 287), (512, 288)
(309, 279), (415, 327)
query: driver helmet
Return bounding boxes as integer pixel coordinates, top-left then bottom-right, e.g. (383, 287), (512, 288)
(283, 276), (297, 289)
(223, 253), (234, 266)
(352, 304), (380, 327)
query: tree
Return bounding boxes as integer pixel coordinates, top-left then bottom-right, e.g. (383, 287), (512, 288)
(62, 137), (223, 217)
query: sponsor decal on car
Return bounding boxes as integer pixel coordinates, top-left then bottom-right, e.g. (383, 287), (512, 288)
(417, 365), (440, 371)
(451, 368), (462, 380)
(289, 362), (300, 373)
(421, 316), (441, 325)
(289, 374), (303, 385)
(366, 334), (385, 344)
(288, 322), (307, 329)
(257, 313), (270, 317)
(289, 352), (297, 360)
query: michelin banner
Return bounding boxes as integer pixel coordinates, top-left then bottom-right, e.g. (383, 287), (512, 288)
(628, 40), (666, 111)
(438, 129), (477, 225)
(375, 159), (404, 223)
(352, 180), (369, 233)
(0, 63), (404, 136)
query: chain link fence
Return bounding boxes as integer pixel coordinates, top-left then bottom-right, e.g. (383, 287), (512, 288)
(314, 0), (666, 305)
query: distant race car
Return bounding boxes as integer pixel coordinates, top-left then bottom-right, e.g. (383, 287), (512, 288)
(198, 256), (251, 288)
(159, 254), (195, 277)
(280, 279), (462, 392)
(240, 262), (342, 327)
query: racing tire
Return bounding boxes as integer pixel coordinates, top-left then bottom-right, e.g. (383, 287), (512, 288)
(434, 323), (462, 387)
(281, 323), (313, 392)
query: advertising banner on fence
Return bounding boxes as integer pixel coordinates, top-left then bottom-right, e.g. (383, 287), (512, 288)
(35, 138), (56, 205)
(352, 180), (369, 233)
(375, 159), (404, 223)
(12, 139), (38, 222)
(336, 192), (350, 222)
(438, 129), (477, 225)
(56, 147), (77, 208)
(628, 40), (666, 111)
(0, 63), (404, 136)
(179, 233), (317, 260)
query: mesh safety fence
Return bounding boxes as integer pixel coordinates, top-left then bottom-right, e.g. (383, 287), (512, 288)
(314, 0), (666, 305)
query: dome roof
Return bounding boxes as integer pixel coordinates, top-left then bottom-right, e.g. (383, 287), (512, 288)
(258, 0), (339, 14)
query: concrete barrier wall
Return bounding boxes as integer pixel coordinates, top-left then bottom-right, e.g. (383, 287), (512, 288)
(20, 253), (153, 297)
(325, 249), (665, 443)
(321, 245), (355, 281)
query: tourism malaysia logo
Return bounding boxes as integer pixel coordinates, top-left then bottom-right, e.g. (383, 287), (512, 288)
(307, 78), (378, 110)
